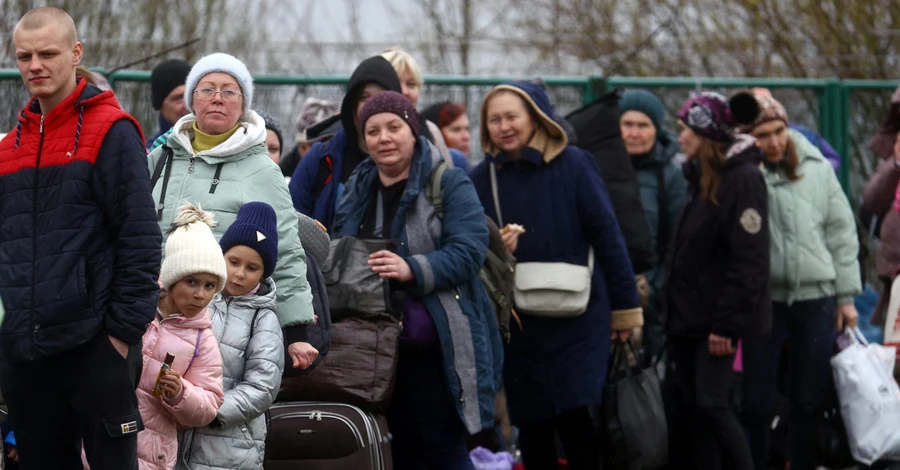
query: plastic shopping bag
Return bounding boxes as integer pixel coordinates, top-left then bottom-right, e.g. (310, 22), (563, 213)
(831, 327), (900, 464)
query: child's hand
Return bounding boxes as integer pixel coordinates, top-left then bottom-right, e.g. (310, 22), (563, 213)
(288, 342), (319, 369)
(8, 446), (18, 463)
(160, 369), (183, 401)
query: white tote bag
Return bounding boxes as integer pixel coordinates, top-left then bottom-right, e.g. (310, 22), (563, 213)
(831, 327), (900, 464)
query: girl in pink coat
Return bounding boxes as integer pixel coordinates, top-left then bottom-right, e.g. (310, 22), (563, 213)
(138, 204), (227, 470)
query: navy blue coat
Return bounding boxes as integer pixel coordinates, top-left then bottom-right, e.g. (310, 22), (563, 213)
(0, 80), (162, 362)
(333, 138), (504, 434)
(289, 127), (348, 230)
(469, 83), (641, 425)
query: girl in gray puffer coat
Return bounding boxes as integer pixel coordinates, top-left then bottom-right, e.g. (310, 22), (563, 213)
(177, 202), (285, 470)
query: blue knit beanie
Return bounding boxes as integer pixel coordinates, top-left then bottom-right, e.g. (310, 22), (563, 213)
(619, 89), (665, 133)
(220, 202), (279, 279)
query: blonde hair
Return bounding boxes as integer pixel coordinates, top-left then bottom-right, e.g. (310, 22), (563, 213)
(75, 66), (97, 85)
(16, 7), (78, 46)
(381, 47), (423, 86)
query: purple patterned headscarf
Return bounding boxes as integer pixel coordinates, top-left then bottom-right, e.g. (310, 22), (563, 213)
(678, 91), (760, 142)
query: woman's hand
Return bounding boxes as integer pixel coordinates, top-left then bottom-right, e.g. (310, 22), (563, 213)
(708, 333), (735, 356)
(836, 303), (859, 331)
(368, 250), (414, 282)
(289, 342), (320, 369)
(159, 369), (183, 402)
(500, 228), (521, 254)
(611, 330), (632, 342)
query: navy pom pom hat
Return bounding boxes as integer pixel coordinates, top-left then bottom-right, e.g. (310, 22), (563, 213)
(220, 202), (279, 280)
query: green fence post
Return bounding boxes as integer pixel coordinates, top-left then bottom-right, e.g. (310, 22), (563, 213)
(820, 80), (849, 193)
(837, 84), (851, 194)
(582, 75), (601, 105)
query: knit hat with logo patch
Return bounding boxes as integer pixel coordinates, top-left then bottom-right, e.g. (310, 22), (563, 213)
(219, 202), (279, 280)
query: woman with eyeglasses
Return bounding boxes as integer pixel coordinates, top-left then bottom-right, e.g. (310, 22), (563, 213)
(147, 53), (320, 381)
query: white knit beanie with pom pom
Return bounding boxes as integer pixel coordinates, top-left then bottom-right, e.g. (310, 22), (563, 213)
(160, 203), (228, 292)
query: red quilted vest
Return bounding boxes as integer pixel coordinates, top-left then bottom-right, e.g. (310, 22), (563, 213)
(0, 78), (143, 176)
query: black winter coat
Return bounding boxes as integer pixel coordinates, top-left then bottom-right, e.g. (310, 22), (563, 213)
(566, 89), (655, 273)
(664, 136), (772, 340)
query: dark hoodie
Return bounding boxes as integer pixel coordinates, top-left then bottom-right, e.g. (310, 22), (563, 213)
(338, 56), (403, 185)
(664, 135), (772, 341)
(289, 56), (401, 229)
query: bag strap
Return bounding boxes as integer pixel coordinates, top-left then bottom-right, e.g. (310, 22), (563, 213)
(185, 329), (203, 371)
(490, 162), (594, 270)
(155, 147), (175, 221)
(425, 161), (449, 219)
(489, 163), (504, 227)
(250, 308), (261, 337)
(150, 146), (169, 188)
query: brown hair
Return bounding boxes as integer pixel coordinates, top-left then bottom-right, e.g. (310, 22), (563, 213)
(697, 138), (730, 205)
(780, 137), (802, 182)
(437, 102), (466, 129)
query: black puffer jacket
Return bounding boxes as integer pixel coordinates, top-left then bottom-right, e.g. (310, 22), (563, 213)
(664, 135), (771, 340)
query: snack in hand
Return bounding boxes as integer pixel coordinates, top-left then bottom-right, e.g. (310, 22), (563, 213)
(503, 223), (526, 234)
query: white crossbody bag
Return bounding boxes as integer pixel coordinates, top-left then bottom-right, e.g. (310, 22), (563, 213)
(490, 164), (594, 317)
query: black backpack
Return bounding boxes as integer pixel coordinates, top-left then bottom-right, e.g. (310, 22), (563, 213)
(566, 89), (656, 274)
(425, 161), (518, 342)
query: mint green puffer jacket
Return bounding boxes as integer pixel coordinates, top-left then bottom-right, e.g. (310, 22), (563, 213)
(765, 129), (860, 305)
(147, 111), (314, 327)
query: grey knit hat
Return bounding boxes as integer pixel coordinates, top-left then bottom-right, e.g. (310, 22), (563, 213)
(296, 97), (340, 142)
(296, 212), (330, 266)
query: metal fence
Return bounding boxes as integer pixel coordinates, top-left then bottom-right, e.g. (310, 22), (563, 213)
(1, 69), (897, 201)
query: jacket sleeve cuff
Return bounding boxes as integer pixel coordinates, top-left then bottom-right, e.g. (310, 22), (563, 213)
(611, 307), (643, 331)
(710, 325), (740, 341)
(105, 321), (145, 347)
(284, 324), (309, 345)
(837, 295), (855, 306)
(405, 255), (432, 293)
(164, 385), (185, 405)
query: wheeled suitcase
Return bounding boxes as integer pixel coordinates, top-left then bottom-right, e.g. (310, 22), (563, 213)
(265, 401), (392, 469)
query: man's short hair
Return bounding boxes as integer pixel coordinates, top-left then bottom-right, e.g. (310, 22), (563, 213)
(16, 7), (78, 46)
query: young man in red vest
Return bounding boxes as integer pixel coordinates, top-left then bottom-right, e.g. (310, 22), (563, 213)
(0, 7), (161, 469)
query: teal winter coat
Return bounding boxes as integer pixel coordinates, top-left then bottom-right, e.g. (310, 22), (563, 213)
(765, 129), (860, 305)
(633, 133), (687, 324)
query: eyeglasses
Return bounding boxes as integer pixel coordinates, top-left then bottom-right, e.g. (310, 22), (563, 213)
(193, 87), (243, 102)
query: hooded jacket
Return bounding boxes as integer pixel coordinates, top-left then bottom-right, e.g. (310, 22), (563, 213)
(138, 309), (224, 470)
(665, 135), (772, 340)
(766, 129), (860, 305)
(333, 138), (503, 434)
(177, 278), (283, 470)
(289, 56), (402, 230)
(0, 78), (162, 362)
(147, 112), (315, 331)
(469, 81), (642, 425)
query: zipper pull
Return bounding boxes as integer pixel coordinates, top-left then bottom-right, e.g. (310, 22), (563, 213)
(188, 157), (195, 174)
(40, 115), (44, 134)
